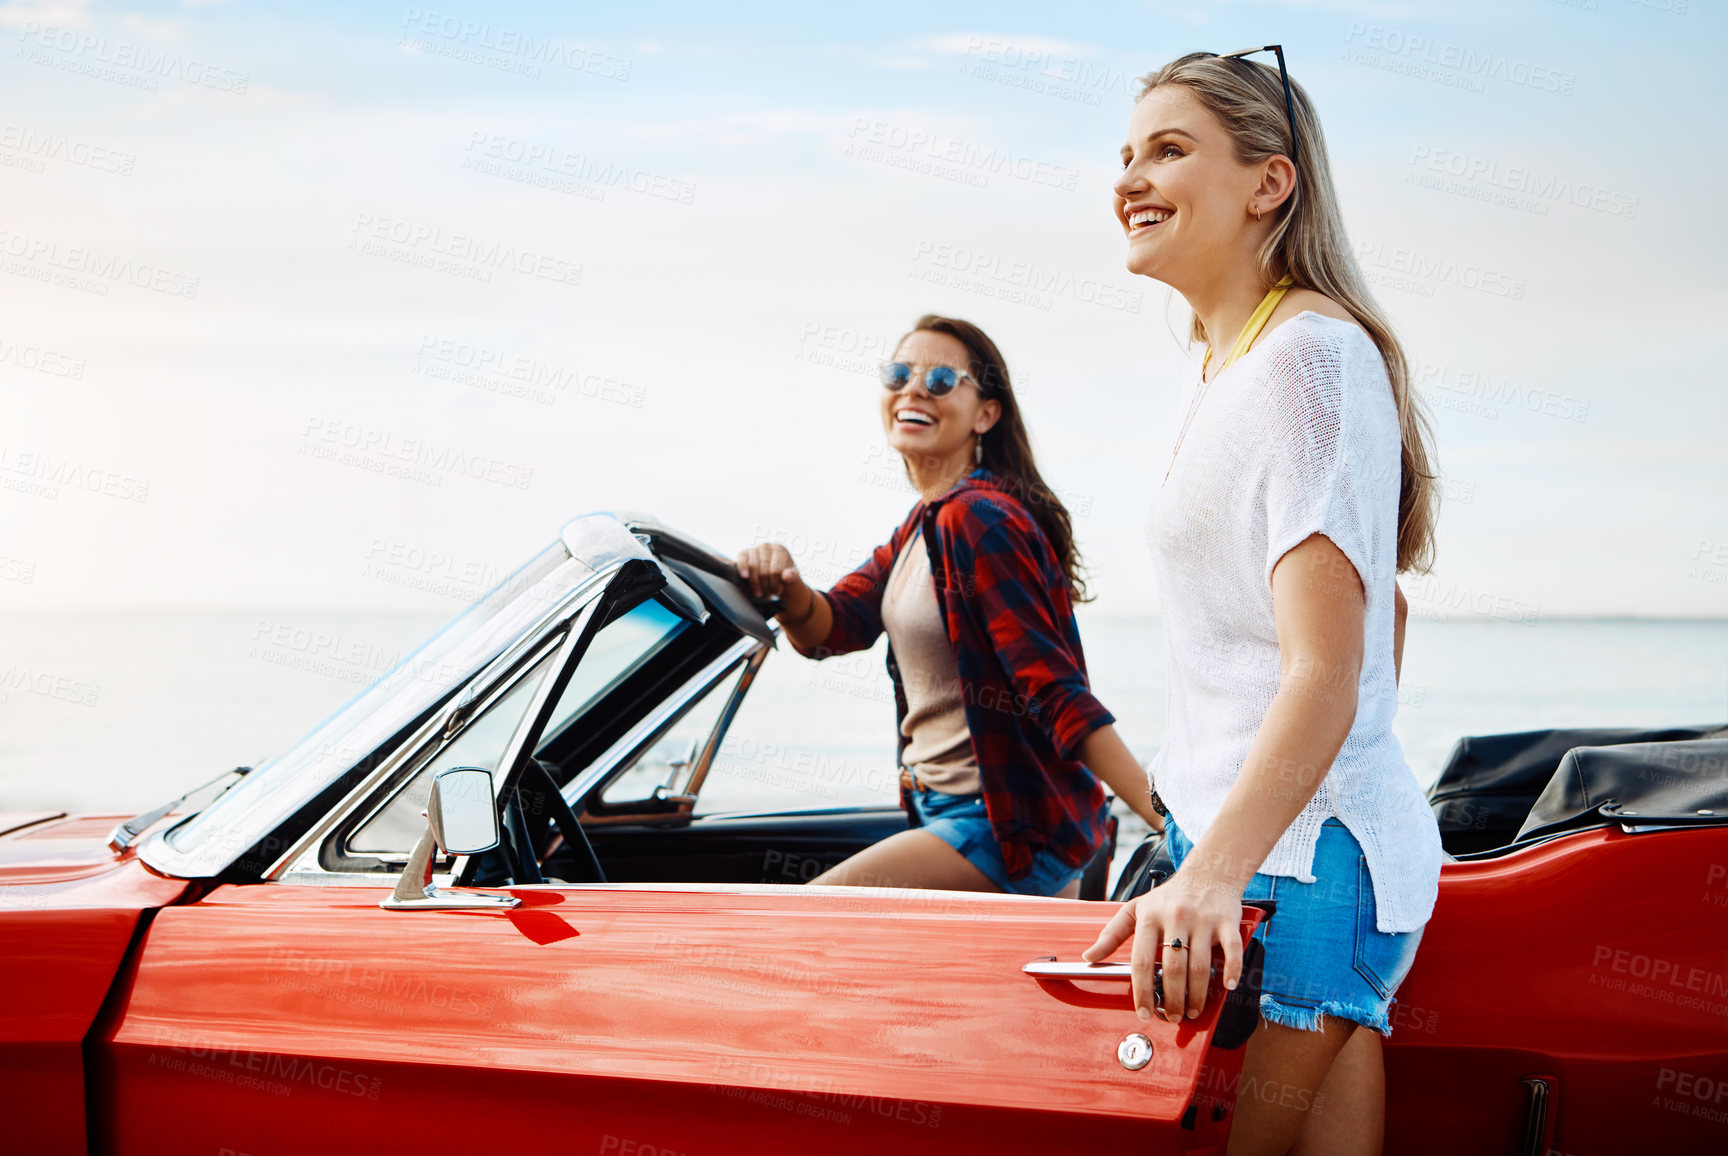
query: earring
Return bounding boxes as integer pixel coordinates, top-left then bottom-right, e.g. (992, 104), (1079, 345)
(974, 439), (983, 466)
(1255, 205), (1261, 221)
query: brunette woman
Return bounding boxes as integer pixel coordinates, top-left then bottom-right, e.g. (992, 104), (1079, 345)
(737, 315), (1162, 897)
(1082, 51), (1443, 1155)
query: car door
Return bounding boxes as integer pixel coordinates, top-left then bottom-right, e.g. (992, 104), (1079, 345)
(89, 563), (1260, 1154)
(93, 879), (1263, 1154)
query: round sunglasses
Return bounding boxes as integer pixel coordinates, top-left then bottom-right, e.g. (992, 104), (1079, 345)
(879, 361), (977, 397)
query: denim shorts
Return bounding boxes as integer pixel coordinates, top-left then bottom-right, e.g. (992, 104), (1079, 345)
(1165, 814), (1423, 1036)
(909, 785), (1094, 897)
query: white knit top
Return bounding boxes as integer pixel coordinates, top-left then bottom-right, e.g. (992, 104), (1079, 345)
(1145, 311), (1442, 933)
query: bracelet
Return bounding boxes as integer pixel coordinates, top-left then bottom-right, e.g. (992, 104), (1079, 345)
(779, 590), (819, 628)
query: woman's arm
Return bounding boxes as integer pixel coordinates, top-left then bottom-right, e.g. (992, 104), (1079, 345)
(1078, 725), (1165, 832)
(1084, 531), (1364, 1023)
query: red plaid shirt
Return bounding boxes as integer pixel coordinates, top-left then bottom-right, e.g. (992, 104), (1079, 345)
(804, 469), (1115, 881)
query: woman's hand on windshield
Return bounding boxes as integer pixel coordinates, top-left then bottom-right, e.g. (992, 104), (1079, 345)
(735, 542), (808, 608)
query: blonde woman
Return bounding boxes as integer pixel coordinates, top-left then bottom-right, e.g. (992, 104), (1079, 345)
(1082, 49), (1443, 1155)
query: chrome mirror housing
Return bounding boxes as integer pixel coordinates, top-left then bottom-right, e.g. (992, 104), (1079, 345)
(380, 766), (520, 911)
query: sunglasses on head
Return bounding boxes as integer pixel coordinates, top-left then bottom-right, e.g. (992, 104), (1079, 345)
(1209, 44), (1300, 168)
(880, 361), (977, 397)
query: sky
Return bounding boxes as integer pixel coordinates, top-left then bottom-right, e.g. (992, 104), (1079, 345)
(1, 0), (1724, 621)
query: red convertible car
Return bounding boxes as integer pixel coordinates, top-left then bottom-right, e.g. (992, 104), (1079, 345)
(2, 513), (1724, 1155)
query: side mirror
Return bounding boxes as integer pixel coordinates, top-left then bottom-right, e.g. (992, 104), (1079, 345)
(428, 766), (502, 855)
(380, 766), (520, 911)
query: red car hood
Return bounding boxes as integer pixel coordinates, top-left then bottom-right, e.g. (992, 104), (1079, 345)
(0, 811), (133, 883)
(0, 810), (191, 903)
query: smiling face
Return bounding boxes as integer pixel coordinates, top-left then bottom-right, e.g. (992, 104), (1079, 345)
(881, 329), (1000, 470)
(1113, 85), (1268, 286)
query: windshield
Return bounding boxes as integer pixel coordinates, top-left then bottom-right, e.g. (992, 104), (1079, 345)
(164, 541), (589, 855)
(346, 599), (691, 856)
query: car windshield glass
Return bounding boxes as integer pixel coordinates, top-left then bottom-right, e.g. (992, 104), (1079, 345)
(348, 649), (559, 854)
(344, 598), (690, 858)
(165, 541), (587, 854)
(538, 598), (689, 751)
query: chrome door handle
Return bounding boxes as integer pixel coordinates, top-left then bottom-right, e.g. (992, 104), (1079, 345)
(1023, 958), (1220, 981)
(1022, 959), (1132, 981)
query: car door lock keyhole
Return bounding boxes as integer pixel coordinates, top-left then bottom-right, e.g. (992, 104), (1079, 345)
(1117, 1032), (1154, 1071)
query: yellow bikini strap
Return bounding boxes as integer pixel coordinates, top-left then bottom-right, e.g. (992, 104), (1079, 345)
(1204, 275), (1296, 375)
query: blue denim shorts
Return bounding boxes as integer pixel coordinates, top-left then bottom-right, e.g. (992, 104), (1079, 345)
(1165, 814), (1423, 1036)
(909, 785), (1093, 897)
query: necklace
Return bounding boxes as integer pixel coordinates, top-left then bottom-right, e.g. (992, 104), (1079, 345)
(1162, 276), (1295, 484)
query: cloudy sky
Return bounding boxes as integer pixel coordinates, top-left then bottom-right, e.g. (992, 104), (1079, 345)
(2, 0), (1723, 620)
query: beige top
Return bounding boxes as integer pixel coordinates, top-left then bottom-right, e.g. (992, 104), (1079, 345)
(880, 529), (980, 795)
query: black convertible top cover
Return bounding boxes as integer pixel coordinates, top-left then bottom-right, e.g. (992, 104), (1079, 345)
(1427, 723), (1728, 854)
(1516, 738), (1728, 843)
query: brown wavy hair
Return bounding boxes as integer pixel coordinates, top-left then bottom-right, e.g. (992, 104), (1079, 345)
(901, 315), (1090, 602)
(1137, 53), (1438, 573)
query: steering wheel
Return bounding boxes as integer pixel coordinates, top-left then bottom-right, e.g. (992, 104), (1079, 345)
(515, 758), (607, 885)
(472, 758), (606, 886)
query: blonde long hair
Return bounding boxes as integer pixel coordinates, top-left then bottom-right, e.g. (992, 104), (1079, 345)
(1138, 53), (1437, 573)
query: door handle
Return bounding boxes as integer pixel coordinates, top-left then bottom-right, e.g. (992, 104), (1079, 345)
(1023, 959), (1133, 981)
(1022, 958), (1222, 983)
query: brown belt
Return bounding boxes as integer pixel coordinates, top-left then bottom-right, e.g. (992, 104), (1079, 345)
(898, 767), (922, 792)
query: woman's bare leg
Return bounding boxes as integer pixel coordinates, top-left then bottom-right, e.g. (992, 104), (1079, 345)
(1293, 1026), (1383, 1156)
(1226, 1018), (1356, 1156)
(809, 829), (1000, 891)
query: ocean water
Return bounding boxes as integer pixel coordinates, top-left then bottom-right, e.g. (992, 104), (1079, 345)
(3, 611), (1723, 826)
